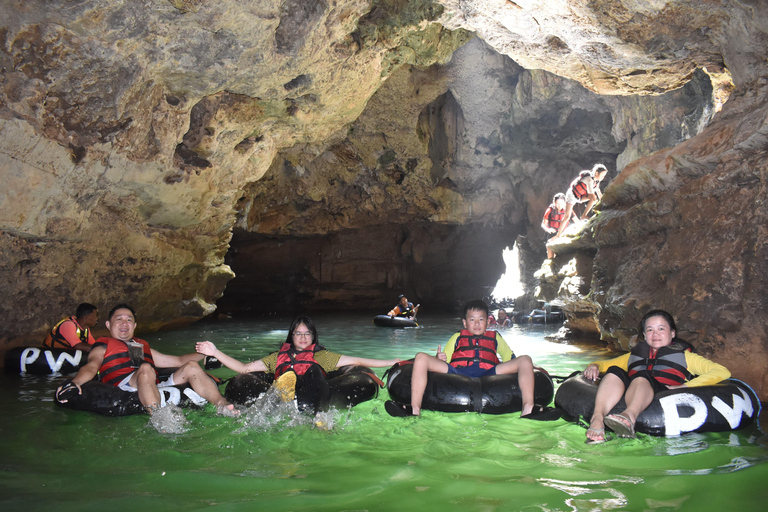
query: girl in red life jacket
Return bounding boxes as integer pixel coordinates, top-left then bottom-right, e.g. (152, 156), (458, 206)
(196, 315), (401, 411)
(555, 164), (609, 238)
(582, 309), (730, 444)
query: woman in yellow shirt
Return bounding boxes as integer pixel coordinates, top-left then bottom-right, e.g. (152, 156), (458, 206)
(583, 309), (730, 443)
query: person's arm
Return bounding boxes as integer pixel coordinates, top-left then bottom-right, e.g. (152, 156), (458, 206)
(388, 306), (401, 317)
(58, 321), (84, 349)
(56, 345), (106, 401)
(442, 333), (460, 362)
(682, 352), (731, 387)
(178, 352), (205, 364)
(583, 353), (631, 380)
(495, 332), (514, 362)
(337, 355), (401, 368)
(194, 341), (266, 373)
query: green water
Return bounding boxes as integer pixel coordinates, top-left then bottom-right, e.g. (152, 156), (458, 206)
(1, 313), (766, 511)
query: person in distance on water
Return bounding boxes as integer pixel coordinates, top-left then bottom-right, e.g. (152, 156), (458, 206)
(388, 294), (419, 319)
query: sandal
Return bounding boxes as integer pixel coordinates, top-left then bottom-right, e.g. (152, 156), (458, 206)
(585, 427), (606, 444)
(521, 405), (563, 421)
(385, 400), (414, 417)
(604, 413), (636, 438)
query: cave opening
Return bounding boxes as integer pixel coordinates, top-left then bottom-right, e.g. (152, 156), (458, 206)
(491, 243), (524, 306)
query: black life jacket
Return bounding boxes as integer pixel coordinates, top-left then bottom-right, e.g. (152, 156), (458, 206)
(627, 340), (695, 386)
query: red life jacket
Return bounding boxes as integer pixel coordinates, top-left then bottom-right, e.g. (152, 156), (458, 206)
(274, 342), (325, 379)
(627, 341), (694, 386)
(42, 316), (91, 349)
(96, 337), (157, 386)
(570, 170), (594, 201)
(449, 330), (501, 370)
(543, 205), (565, 230)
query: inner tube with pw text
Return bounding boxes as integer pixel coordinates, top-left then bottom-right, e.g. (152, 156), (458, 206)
(554, 373), (761, 436)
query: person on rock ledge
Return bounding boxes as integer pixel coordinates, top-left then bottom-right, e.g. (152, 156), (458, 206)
(555, 164), (609, 238)
(56, 304), (239, 417)
(385, 299), (538, 418)
(42, 302), (99, 352)
(541, 192), (578, 259)
(388, 294), (419, 320)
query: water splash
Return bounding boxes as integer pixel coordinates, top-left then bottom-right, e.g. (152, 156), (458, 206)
(148, 403), (188, 434)
(235, 387), (336, 433)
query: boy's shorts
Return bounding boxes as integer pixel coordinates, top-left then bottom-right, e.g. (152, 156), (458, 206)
(447, 364), (497, 378)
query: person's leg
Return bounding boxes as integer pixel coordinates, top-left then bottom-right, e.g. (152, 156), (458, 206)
(295, 365), (330, 413)
(129, 364), (162, 413)
(587, 373), (626, 441)
(556, 203), (575, 237)
(410, 352), (450, 415)
(581, 193), (598, 219)
(173, 361), (238, 416)
(618, 376), (656, 425)
(495, 355), (535, 416)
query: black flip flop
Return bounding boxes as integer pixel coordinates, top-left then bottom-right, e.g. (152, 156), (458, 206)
(520, 405), (564, 421)
(385, 400), (414, 417)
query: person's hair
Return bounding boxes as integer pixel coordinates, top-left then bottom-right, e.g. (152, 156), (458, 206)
(553, 193), (565, 202)
(108, 303), (136, 321)
(592, 163), (608, 176)
(75, 303), (98, 318)
(638, 309), (677, 341)
(462, 299), (489, 318)
(397, 294), (405, 300)
(282, 315), (322, 349)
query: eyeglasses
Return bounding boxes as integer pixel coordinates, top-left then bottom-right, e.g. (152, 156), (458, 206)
(293, 331), (313, 339)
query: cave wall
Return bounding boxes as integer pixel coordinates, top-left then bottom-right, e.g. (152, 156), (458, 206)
(229, 36), (716, 315)
(0, 0), (468, 343)
(219, 222), (508, 315)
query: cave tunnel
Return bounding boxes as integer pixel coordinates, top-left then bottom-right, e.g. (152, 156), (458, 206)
(215, 40), (715, 318)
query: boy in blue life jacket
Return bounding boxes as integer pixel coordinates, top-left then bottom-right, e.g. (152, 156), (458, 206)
(385, 299), (536, 417)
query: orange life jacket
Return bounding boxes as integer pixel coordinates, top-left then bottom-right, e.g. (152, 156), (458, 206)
(543, 204), (565, 230)
(449, 330), (501, 370)
(570, 170), (593, 201)
(42, 316), (91, 349)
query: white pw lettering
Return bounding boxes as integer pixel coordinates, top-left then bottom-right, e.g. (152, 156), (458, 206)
(20, 348), (41, 372)
(44, 350), (82, 373)
(711, 388), (754, 429)
(659, 393), (708, 436)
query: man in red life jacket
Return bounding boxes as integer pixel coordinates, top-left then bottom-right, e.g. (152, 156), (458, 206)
(555, 164), (609, 238)
(541, 193), (578, 259)
(56, 304), (238, 416)
(42, 302), (99, 352)
(385, 300), (537, 417)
